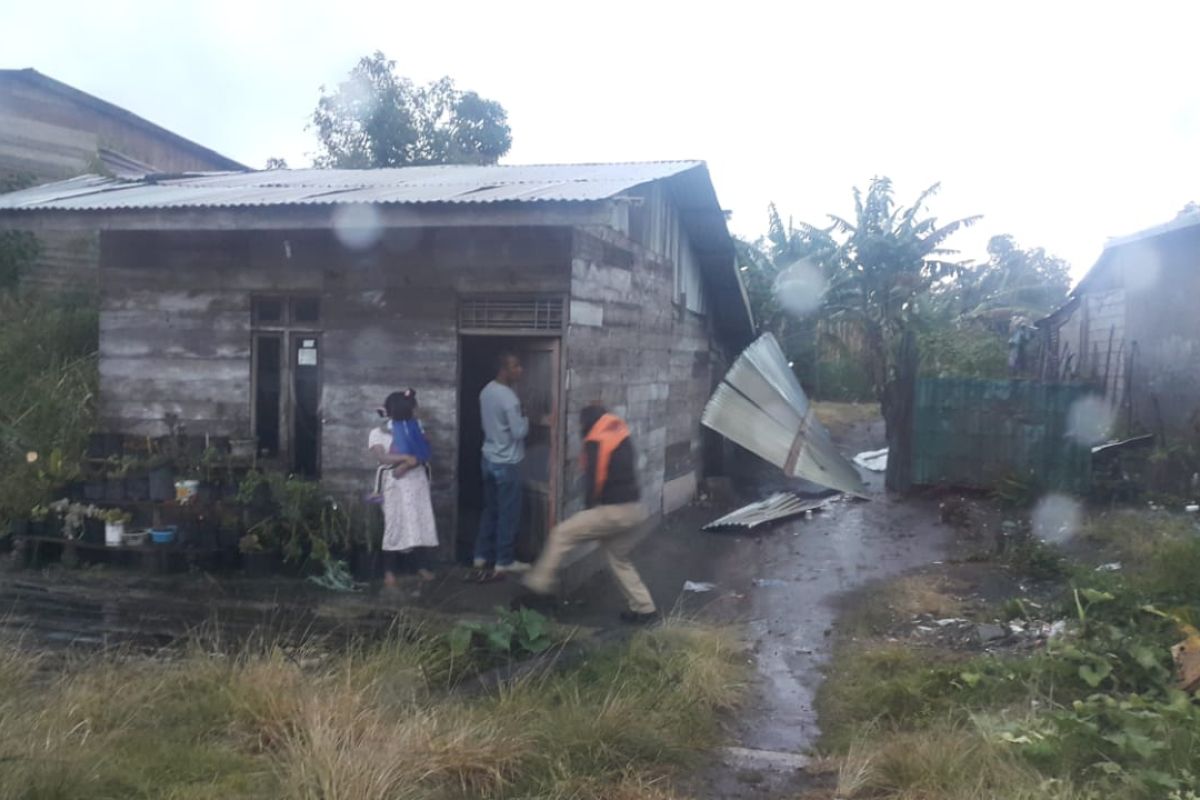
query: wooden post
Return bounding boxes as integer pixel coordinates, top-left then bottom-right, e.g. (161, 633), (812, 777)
(885, 330), (918, 493)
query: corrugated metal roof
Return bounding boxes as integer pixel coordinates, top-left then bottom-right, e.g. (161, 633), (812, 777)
(702, 333), (868, 497)
(702, 493), (837, 531)
(0, 161), (705, 212)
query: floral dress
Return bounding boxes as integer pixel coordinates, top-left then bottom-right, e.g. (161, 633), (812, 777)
(368, 425), (438, 552)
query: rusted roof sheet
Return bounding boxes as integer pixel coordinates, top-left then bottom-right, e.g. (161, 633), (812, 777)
(0, 161), (705, 211)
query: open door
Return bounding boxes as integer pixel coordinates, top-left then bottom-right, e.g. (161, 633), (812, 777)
(456, 336), (561, 563)
(512, 339), (560, 561)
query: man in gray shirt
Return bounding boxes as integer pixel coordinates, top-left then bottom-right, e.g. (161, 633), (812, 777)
(473, 351), (531, 574)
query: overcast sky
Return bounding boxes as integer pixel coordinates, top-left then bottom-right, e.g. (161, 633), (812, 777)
(4, 0), (1198, 278)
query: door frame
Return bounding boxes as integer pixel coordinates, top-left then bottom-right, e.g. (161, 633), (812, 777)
(455, 333), (565, 548)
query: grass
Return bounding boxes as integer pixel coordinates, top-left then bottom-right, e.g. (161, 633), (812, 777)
(813, 509), (1200, 798)
(0, 619), (745, 799)
(810, 401), (881, 438)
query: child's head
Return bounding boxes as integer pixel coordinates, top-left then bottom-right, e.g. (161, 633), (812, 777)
(384, 389), (418, 421)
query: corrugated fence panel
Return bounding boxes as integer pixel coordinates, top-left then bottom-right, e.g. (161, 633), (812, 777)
(912, 378), (1092, 493)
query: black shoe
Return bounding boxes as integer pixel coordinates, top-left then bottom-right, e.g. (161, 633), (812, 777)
(619, 610), (659, 625)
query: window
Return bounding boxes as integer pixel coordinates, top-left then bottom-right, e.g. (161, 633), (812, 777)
(252, 296), (284, 325)
(292, 297), (321, 324)
(250, 295), (322, 476)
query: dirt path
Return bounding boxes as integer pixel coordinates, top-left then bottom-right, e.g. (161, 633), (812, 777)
(562, 411), (953, 799)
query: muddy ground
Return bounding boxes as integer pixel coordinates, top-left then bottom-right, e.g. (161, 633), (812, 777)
(0, 404), (959, 799)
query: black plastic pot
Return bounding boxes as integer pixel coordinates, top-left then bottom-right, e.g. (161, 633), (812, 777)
(148, 467), (175, 502)
(125, 474), (150, 502)
(103, 478), (125, 503)
(80, 518), (105, 545)
(9, 518), (29, 538)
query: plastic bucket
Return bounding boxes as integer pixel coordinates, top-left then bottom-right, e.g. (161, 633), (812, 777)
(175, 480), (200, 505)
(150, 527), (176, 545)
(105, 521), (125, 547)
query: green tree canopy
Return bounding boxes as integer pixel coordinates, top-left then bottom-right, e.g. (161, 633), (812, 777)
(937, 234), (1071, 325)
(311, 52), (512, 168)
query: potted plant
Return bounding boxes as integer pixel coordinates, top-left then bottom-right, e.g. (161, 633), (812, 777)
(239, 531), (279, 577)
(120, 455), (150, 502)
(28, 504), (50, 538)
(147, 453), (176, 502)
(46, 499), (102, 543)
(103, 508), (132, 547)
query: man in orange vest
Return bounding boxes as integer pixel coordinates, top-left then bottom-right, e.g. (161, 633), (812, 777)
(522, 404), (657, 623)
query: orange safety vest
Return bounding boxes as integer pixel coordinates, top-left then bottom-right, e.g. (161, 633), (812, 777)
(582, 413), (630, 497)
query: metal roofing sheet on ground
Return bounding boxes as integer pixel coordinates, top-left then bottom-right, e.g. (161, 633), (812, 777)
(702, 493), (838, 530)
(0, 161), (706, 211)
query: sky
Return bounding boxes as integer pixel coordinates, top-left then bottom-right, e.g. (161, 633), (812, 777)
(3, 0), (1199, 280)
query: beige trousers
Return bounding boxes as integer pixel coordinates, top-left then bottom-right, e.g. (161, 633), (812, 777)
(524, 502), (655, 614)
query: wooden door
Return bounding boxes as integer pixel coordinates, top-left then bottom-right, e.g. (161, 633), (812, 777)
(512, 339), (561, 561)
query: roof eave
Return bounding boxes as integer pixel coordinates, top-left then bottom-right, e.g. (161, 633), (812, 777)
(0, 198), (615, 232)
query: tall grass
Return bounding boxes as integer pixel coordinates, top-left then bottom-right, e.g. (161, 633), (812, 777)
(0, 620), (745, 799)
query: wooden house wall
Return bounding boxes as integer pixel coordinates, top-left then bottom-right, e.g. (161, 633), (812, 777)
(564, 223), (724, 522)
(99, 226), (573, 536)
(1120, 228), (1200, 436)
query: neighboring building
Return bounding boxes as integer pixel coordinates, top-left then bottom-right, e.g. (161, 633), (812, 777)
(0, 68), (245, 292)
(0, 162), (753, 563)
(1039, 210), (1200, 438)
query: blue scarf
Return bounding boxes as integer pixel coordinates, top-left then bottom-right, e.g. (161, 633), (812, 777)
(390, 419), (432, 463)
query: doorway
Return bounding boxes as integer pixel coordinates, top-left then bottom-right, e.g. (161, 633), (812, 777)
(456, 336), (561, 563)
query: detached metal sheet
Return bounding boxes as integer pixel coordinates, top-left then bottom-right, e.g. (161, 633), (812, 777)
(702, 333), (867, 496)
(0, 161), (705, 212)
(703, 493), (837, 530)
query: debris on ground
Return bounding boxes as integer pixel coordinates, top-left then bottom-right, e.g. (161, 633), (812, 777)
(753, 578), (788, 588)
(853, 447), (888, 472)
(701, 333), (867, 497)
(702, 492), (838, 531)
(975, 622), (1008, 643)
(906, 612), (1070, 652)
(1095, 562), (1122, 572)
(683, 581), (718, 593)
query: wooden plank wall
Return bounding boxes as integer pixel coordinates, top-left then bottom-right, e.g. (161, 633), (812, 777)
(564, 223), (724, 520)
(1119, 229), (1200, 436)
(99, 226), (572, 540)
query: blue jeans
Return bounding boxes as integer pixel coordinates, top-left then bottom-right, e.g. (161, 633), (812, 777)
(475, 457), (523, 567)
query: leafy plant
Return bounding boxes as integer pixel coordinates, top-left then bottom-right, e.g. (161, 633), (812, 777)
(101, 508), (132, 525)
(447, 607), (554, 658)
(236, 470), (350, 564)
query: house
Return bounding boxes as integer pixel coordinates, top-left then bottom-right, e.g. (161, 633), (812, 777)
(1039, 209), (1200, 439)
(0, 68), (245, 292)
(0, 162), (754, 562)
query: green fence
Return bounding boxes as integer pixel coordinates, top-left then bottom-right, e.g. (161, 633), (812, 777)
(911, 378), (1093, 493)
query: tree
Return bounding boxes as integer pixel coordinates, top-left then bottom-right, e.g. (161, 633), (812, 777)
(799, 178), (980, 488)
(938, 234), (1071, 326)
(311, 52), (512, 168)
(264, 157), (288, 170)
